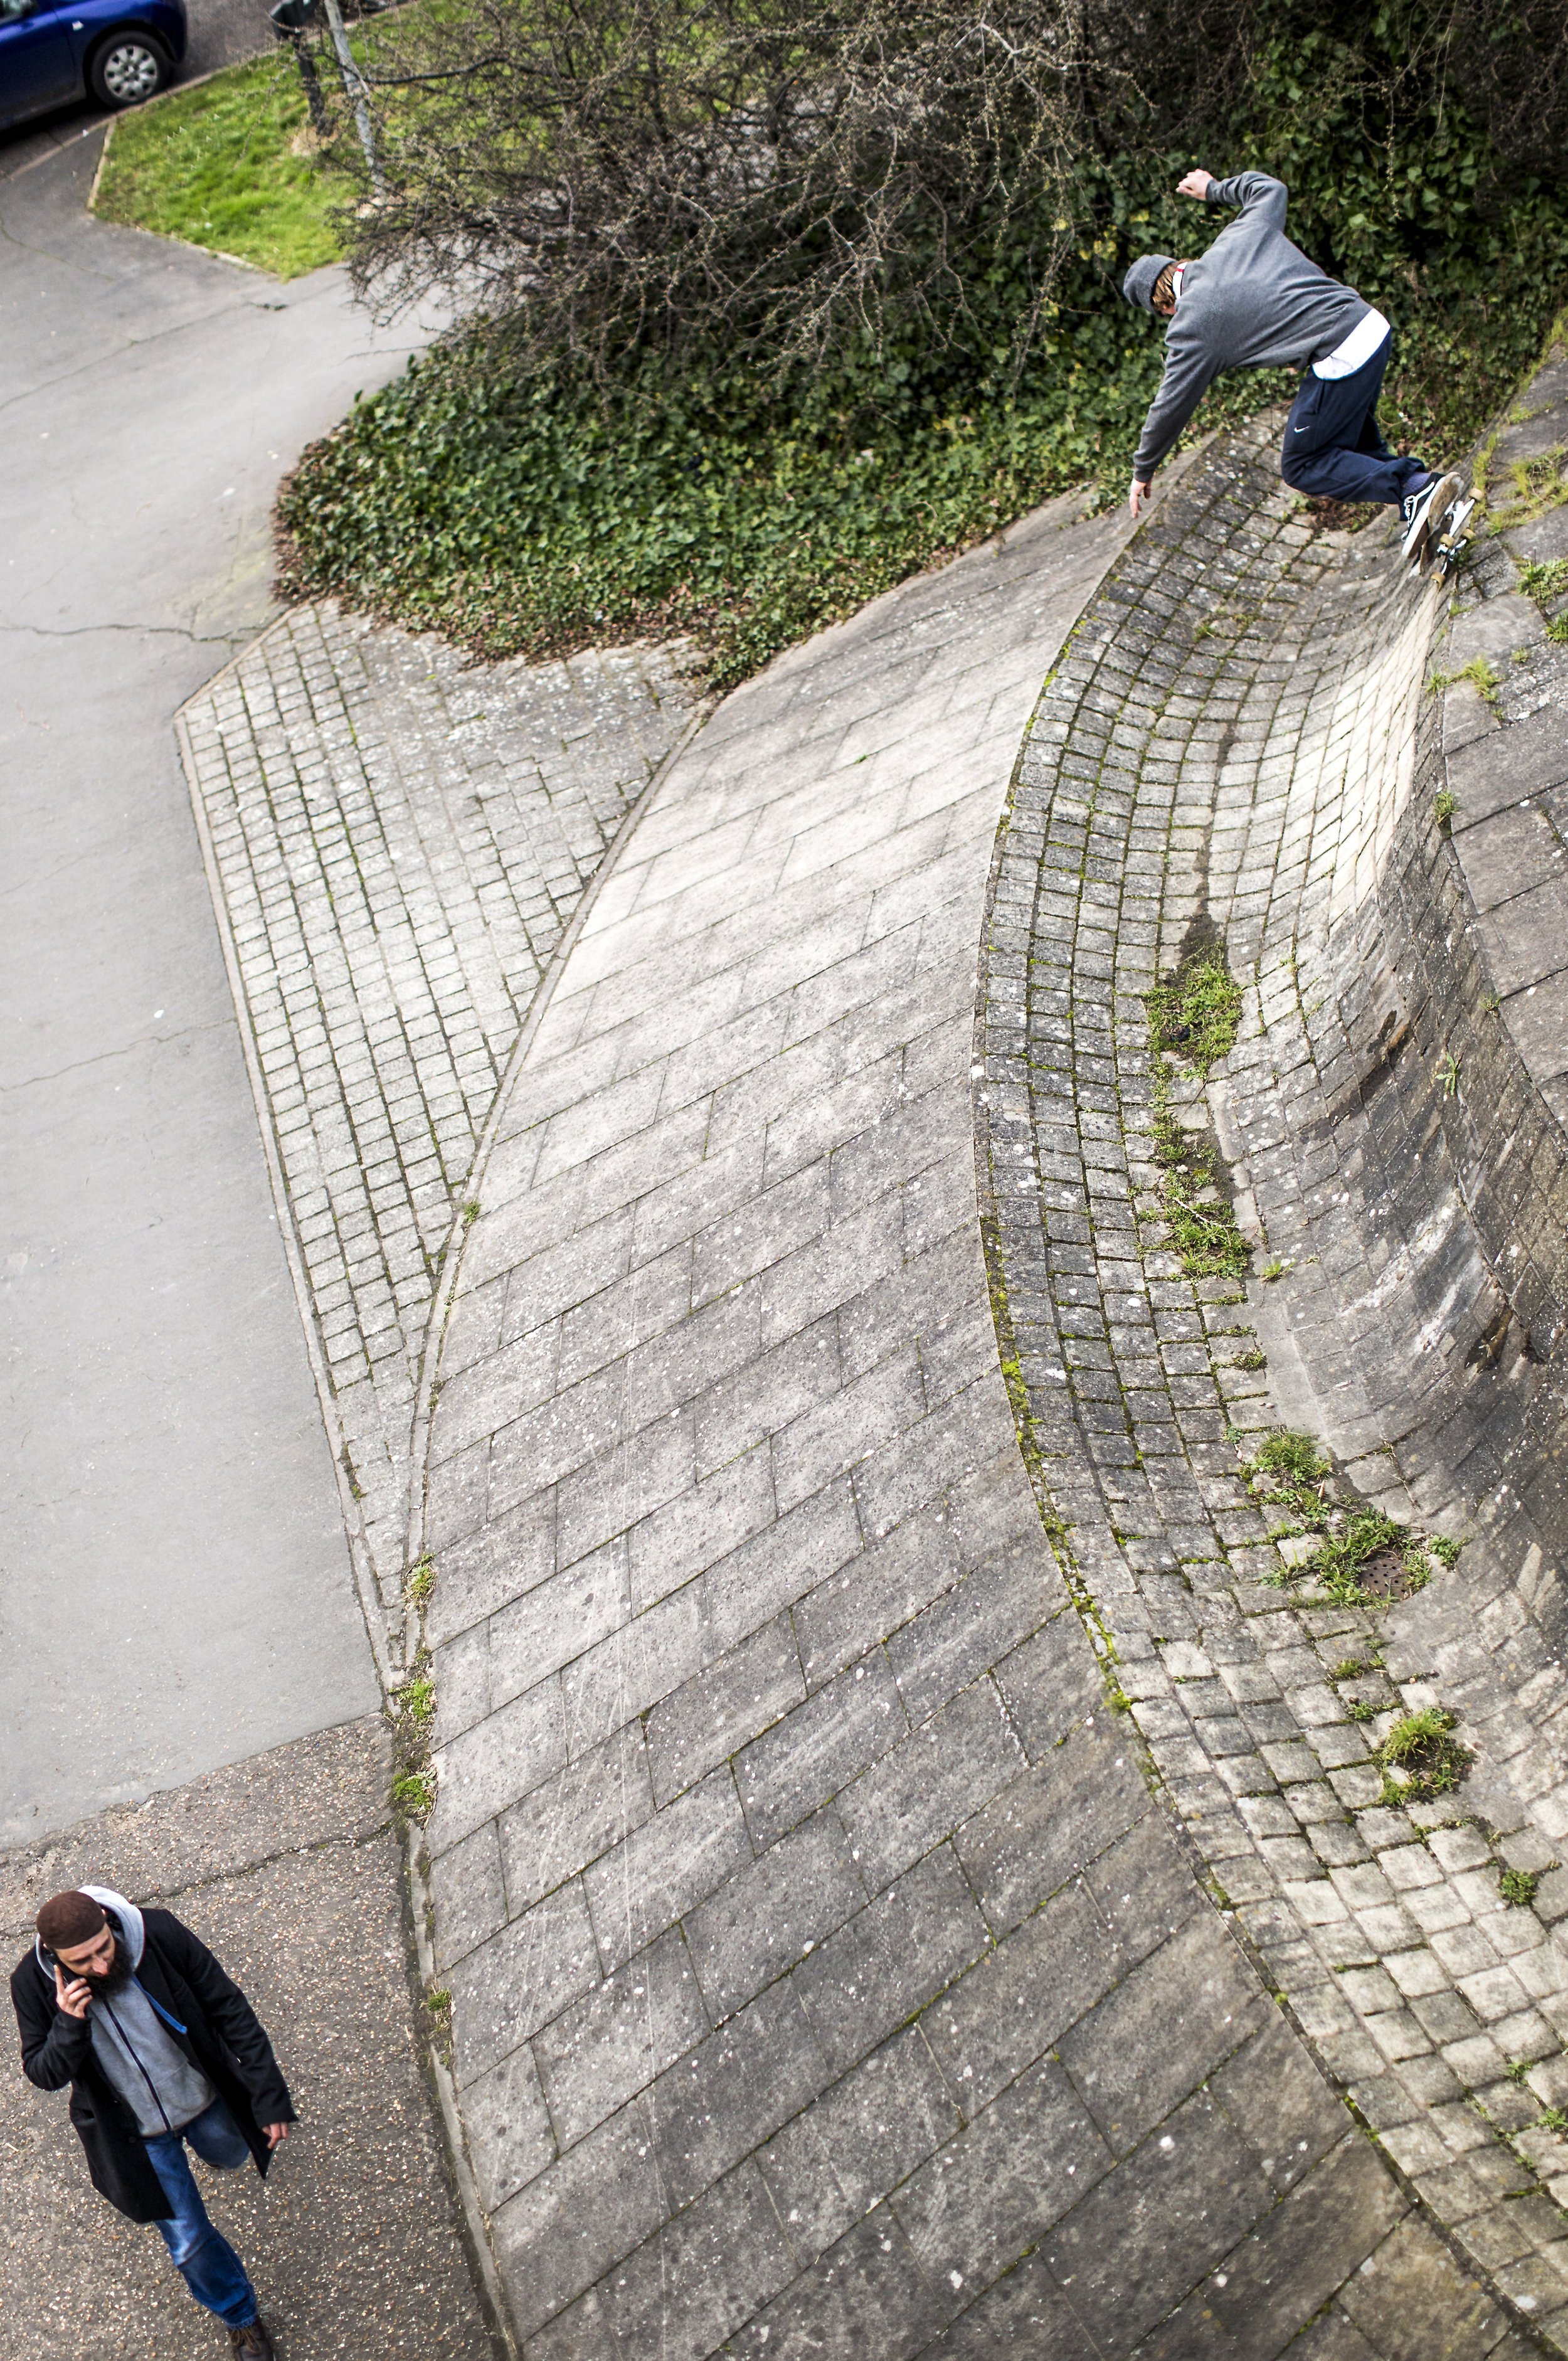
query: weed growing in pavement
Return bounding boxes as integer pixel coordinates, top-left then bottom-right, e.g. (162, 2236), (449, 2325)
(1375, 1707), (1471, 1806)
(392, 1556), (438, 1823)
(1330, 1658), (1367, 1681)
(395, 1672), (435, 1727)
(1428, 655), (1503, 714)
(1143, 948), (1249, 1281)
(1439, 1052), (1462, 1098)
(1518, 557), (1568, 603)
(1434, 787), (1458, 829)
(1538, 2107), (1568, 2135)
(1260, 1258), (1288, 1281)
(1244, 1428), (1455, 1608)
(393, 1769), (435, 1815)
(1500, 1867), (1545, 1907)
(1488, 445), (1568, 531)
(422, 1984), (454, 2067)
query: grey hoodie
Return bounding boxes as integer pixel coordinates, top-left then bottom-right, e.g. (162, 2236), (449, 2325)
(36, 1886), (216, 2138)
(1131, 173), (1372, 479)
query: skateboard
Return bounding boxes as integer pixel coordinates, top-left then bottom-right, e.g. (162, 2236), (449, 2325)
(1404, 470), (1469, 578)
(1426, 492), (1475, 583)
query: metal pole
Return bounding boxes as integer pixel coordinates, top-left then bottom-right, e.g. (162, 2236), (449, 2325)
(319, 0), (384, 199)
(268, 0), (332, 140)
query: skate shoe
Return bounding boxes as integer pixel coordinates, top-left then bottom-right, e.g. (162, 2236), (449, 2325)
(1401, 470), (1463, 570)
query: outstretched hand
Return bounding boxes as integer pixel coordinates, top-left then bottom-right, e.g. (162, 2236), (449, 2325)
(1177, 169), (1214, 199)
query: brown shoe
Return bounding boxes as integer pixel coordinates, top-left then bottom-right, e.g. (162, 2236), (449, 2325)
(230, 2324), (273, 2359)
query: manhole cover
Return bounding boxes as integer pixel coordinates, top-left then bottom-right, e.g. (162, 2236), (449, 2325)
(1356, 1545), (1422, 1601)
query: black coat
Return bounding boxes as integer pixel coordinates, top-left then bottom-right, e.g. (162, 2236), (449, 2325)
(10, 1905), (296, 2223)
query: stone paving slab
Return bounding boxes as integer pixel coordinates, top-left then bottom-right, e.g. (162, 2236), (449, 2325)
(413, 482), (1512, 2358)
(178, 606), (698, 1641)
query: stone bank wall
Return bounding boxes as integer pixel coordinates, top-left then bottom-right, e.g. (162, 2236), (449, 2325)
(979, 402), (1568, 2352)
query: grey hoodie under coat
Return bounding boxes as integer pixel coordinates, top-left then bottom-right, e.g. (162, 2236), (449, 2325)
(11, 1888), (294, 2223)
(56, 1886), (218, 2136)
(1131, 173), (1372, 480)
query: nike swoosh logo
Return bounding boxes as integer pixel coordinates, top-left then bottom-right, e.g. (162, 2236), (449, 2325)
(1293, 425), (1308, 433)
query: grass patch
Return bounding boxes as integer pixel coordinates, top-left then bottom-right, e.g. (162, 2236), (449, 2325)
(1500, 1866), (1544, 1908)
(1143, 946), (1251, 1282)
(1375, 1707), (1471, 1806)
(94, 52), (354, 277)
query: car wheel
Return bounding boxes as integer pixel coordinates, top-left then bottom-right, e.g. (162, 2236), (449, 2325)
(89, 31), (171, 107)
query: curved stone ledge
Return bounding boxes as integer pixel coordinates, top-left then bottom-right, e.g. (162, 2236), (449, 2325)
(419, 475), (1517, 2357)
(978, 408), (1568, 2350)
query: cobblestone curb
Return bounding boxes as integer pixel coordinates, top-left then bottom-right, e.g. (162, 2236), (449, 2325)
(177, 604), (699, 1655)
(977, 408), (1568, 2347)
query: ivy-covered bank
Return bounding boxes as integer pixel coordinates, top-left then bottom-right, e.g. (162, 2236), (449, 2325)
(278, 8), (1568, 689)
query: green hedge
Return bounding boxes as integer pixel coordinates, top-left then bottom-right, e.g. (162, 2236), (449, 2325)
(279, 16), (1568, 689)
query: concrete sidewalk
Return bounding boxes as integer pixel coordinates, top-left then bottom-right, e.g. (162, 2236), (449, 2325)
(0, 1725), (495, 2358)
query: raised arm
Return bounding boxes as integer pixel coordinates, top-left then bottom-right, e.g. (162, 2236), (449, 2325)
(11, 1958), (91, 2093)
(1194, 169), (1288, 229)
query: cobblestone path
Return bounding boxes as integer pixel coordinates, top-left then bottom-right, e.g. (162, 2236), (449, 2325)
(179, 608), (697, 1639)
(414, 481), (1526, 2358)
(982, 411), (1568, 2348)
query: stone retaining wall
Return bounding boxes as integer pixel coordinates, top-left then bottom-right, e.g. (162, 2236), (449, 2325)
(417, 479), (1524, 2357)
(977, 406), (1568, 2349)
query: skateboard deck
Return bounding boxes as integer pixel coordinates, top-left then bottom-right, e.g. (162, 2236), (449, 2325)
(1405, 470), (1466, 576)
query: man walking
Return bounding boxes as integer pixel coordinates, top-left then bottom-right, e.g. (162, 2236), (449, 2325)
(1123, 168), (1458, 563)
(12, 1884), (293, 2357)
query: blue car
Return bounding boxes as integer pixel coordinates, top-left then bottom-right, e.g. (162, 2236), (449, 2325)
(0, 0), (186, 125)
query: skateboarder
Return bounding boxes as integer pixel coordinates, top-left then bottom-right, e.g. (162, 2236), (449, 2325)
(1122, 168), (1460, 565)
(13, 1886), (290, 2358)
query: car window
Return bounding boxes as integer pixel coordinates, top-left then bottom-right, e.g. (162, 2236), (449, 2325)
(0, 0), (42, 20)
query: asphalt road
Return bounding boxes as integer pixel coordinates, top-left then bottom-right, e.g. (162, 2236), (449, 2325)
(0, 134), (433, 1842)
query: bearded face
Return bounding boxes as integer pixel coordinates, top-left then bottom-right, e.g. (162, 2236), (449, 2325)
(77, 1936), (134, 1994)
(56, 1932), (134, 1996)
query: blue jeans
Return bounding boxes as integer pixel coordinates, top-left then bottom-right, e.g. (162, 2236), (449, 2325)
(144, 2099), (259, 2329)
(1280, 332), (1426, 506)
